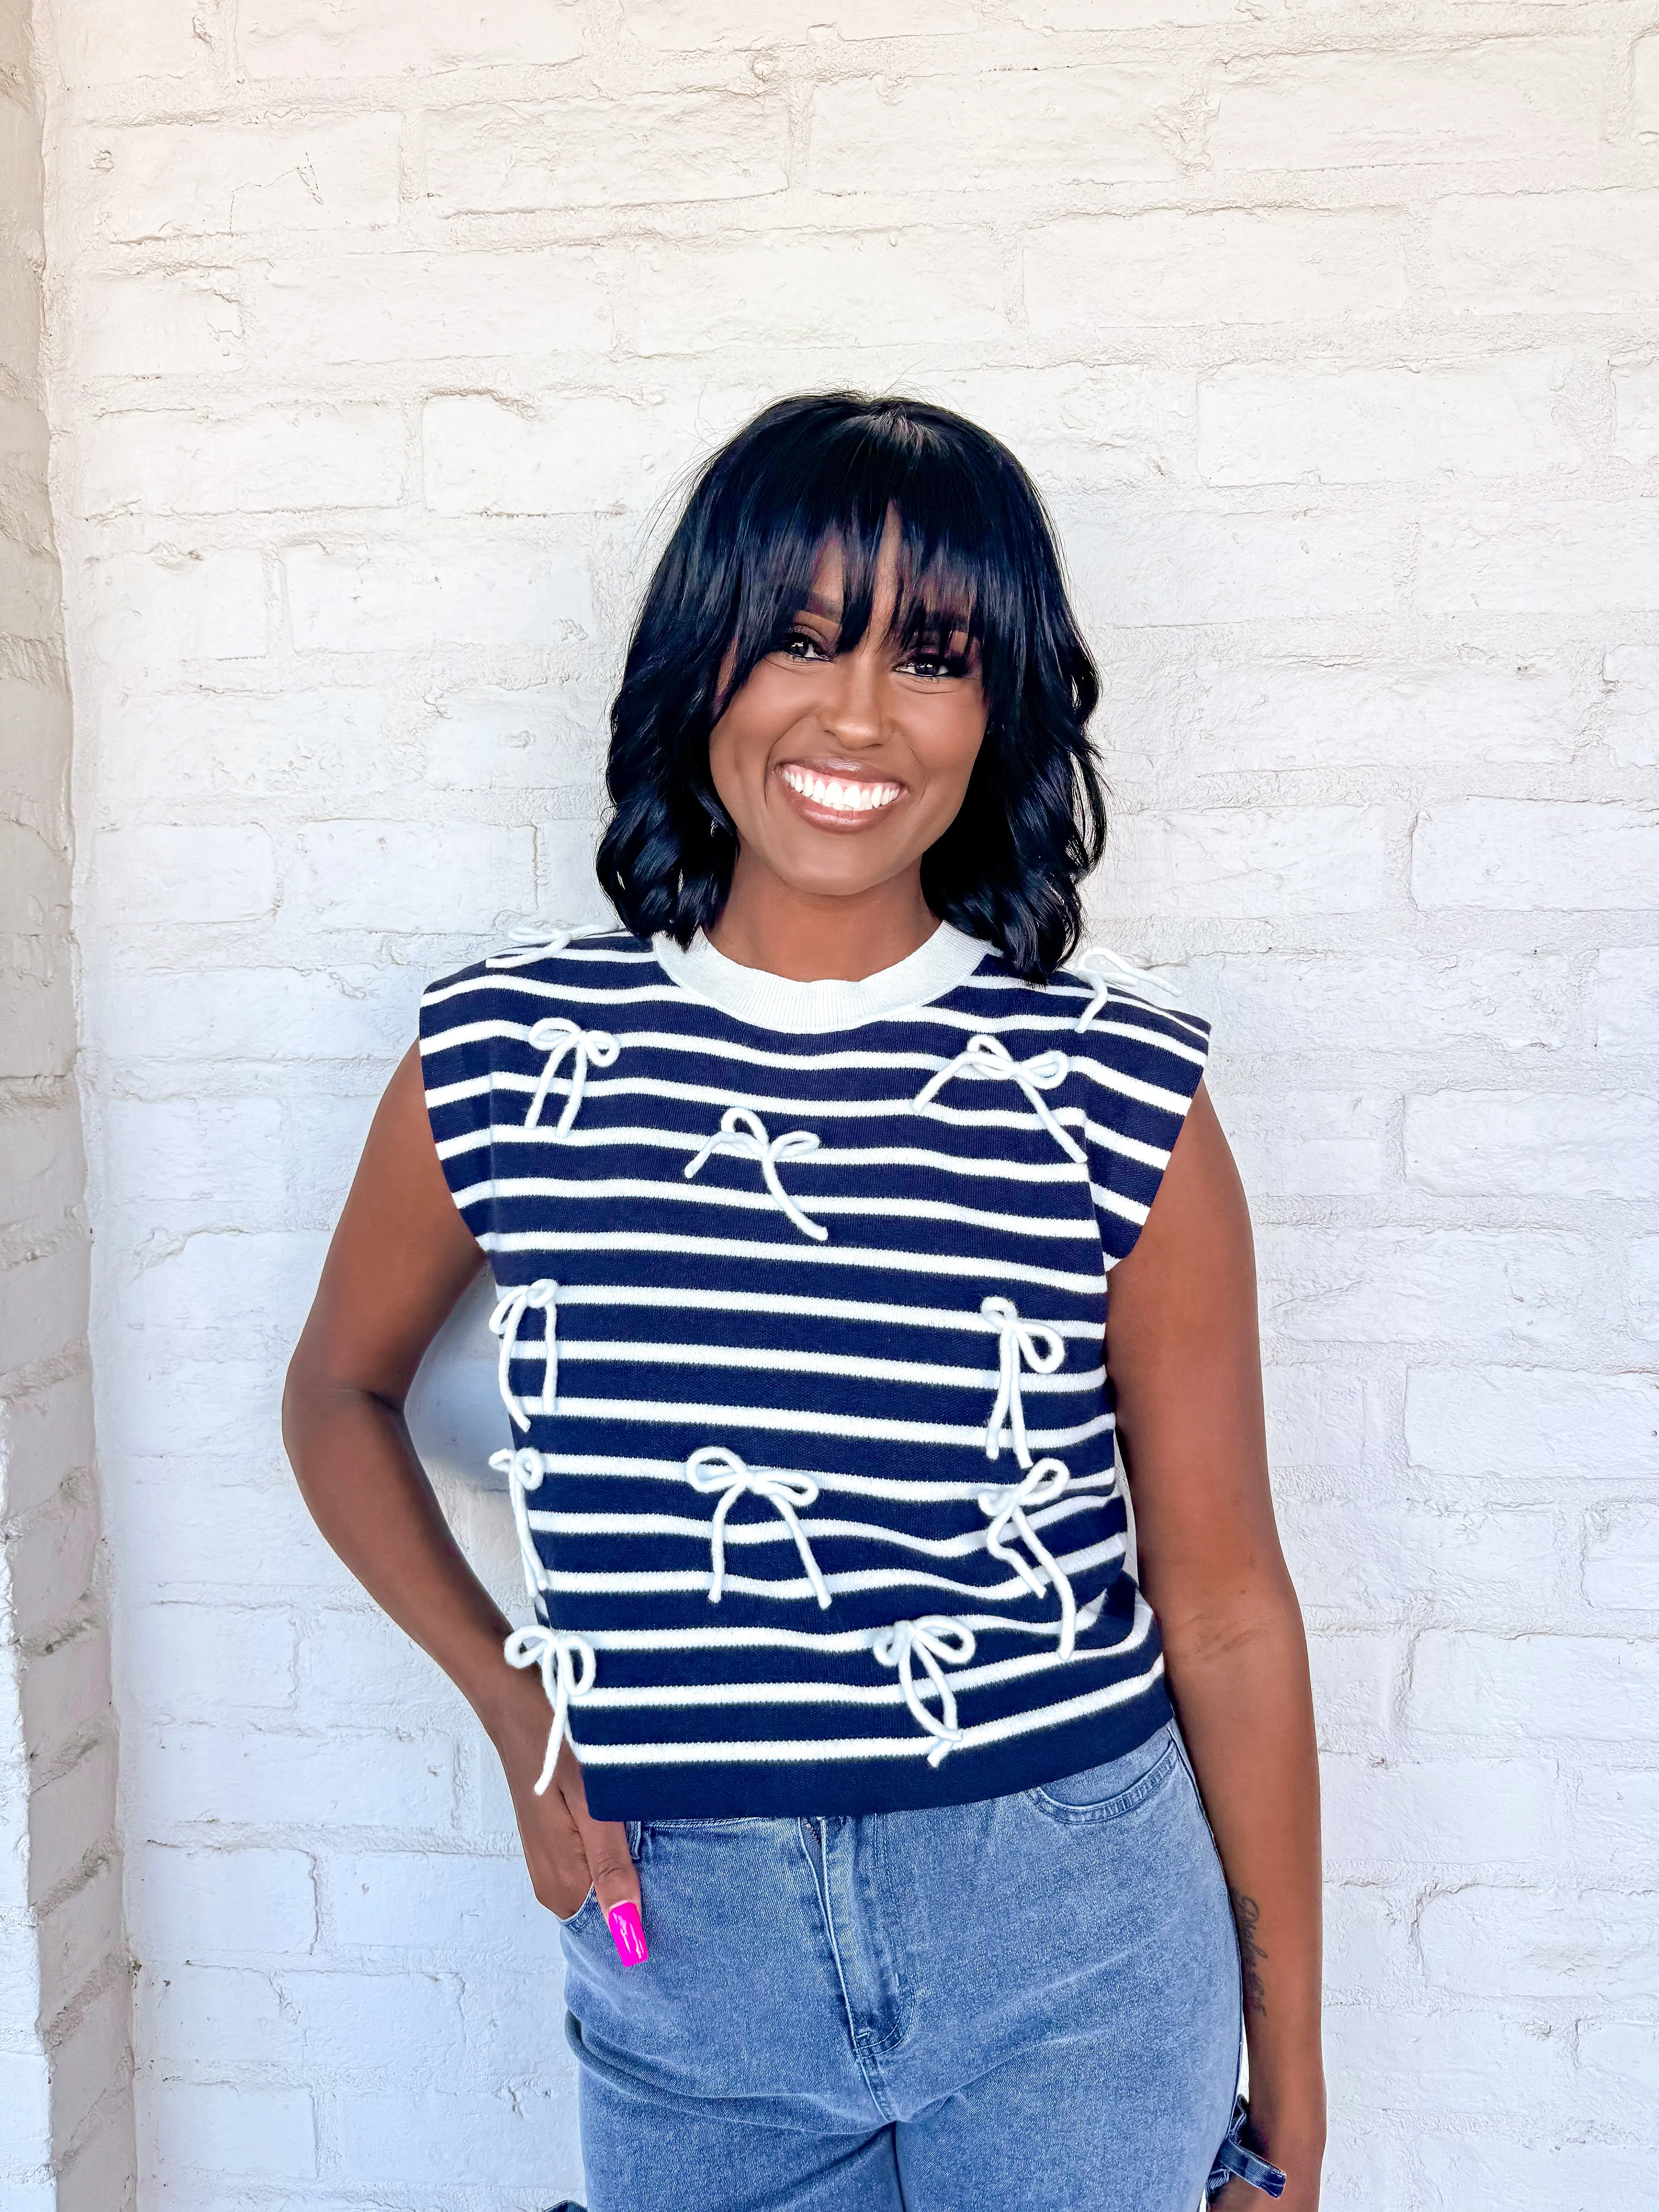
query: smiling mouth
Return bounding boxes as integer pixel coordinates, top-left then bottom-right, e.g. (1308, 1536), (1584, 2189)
(777, 764), (904, 815)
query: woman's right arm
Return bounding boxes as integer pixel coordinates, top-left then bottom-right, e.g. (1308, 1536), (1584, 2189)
(281, 1044), (642, 1935)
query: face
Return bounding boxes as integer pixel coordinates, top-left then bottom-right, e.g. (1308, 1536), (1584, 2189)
(706, 527), (988, 905)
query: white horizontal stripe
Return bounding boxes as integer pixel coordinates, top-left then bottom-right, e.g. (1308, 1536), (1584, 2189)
(1068, 1014), (1207, 1070)
(574, 1652), (1165, 1765)
(424, 991), (1205, 1067)
(429, 1067), (1057, 1129)
(479, 1229), (1107, 1295)
(542, 1534), (1124, 1604)
(421, 961), (658, 1009)
(1065, 1055), (1202, 1117)
(426, 1017), (1024, 1080)
(575, 1635), (1129, 1710)
(534, 1451), (1117, 1506)
(435, 1106), (1172, 1187)
(512, 1336), (1105, 1397)
(1091, 1182), (1150, 1230)
(574, 1590), (1115, 1656)
(424, 1012), (1190, 1098)
(437, 1120), (1097, 1183)
(525, 1284), (1104, 1338)
(532, 1492), (1110, 1559)
(430, 1067), (1187, 1154)
(971, 969), (1211, 1042)
(458, 1173), (1095, 1242)
(543, 1393), (1116, 1454)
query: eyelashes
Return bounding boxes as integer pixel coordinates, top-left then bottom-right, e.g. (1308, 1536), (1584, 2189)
(774, 625), (973, 680)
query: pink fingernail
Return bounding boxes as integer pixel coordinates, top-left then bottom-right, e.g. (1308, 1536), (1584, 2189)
(606, 1901), (648, 1966)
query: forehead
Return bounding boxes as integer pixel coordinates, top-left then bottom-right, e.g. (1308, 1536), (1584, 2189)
(797, 531), (974, 632)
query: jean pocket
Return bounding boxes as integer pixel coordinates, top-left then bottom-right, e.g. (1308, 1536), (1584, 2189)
(1027, 1727), (1179, 1822)
(555, 1820), (642, 1925)
(1206, 2097), (1288, 2200)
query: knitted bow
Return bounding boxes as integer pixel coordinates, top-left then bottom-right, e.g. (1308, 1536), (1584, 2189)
(685, 1446), (831, 1609)
(524, 1017), (619, 1135)
(684, 1106), (828, 1242)
(979, 1295), (1066, 1466)
(502, 1626), (596, 1794)
(914, 1033), (1085, 1164)
(871, 1616), (978, 1765)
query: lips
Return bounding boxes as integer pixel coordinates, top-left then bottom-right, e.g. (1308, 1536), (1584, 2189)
(777, 763), (903, 815)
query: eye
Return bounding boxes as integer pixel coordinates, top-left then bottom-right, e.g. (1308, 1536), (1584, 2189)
(777, 626), (832, 662)
(898, 642), (972, 682)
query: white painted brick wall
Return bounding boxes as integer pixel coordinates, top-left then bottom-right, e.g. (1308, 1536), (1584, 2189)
(1, 0), (133, 2202)
(28, 0), (1659, 2202)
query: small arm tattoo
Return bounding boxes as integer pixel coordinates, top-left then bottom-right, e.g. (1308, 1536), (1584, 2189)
(1229, 1886), (1269, 2015)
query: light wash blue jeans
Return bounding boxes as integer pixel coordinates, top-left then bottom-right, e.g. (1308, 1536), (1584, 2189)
(559, 1726), (1273, 2211)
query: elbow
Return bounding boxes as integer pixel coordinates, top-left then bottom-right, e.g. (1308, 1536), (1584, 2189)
(280, 1350), (316, 1478)
(280, 1346), (400, 1477)
(281, 1335), (342, 1478)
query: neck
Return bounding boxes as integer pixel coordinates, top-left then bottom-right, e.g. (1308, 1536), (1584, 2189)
(706, 856), (938, 982)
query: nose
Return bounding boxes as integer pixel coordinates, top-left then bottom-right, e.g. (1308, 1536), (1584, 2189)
(818, 637), (886, 752)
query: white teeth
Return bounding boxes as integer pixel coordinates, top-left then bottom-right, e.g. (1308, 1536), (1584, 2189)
(780, 765), (901, 815)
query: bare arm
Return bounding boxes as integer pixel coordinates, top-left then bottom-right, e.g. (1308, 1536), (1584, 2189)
(1107, 1083), (1324, 2206)
(282, 1045), (642, 1941)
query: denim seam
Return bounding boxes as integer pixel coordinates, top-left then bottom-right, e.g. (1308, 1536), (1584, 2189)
(1025, 1739), (1180, 1824)
(802, 1817), (898, 2123)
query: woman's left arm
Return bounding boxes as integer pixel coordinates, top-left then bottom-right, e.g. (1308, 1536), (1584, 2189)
(1106, 1082), (1325, 2209)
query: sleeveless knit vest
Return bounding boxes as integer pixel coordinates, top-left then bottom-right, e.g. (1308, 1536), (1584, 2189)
(419, 922), (1209, 1819)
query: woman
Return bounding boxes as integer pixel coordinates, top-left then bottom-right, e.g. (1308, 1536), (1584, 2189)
(285, 394), (1324, 2212)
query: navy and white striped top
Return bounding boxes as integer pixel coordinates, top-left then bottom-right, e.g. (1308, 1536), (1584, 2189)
(419, 920), (1209, 1819)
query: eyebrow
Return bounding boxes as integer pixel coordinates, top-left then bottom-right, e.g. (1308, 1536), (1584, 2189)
(794, 594), (972, 634)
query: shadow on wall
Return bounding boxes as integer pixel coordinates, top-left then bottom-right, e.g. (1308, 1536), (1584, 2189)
(407, 1268), (511, 1491)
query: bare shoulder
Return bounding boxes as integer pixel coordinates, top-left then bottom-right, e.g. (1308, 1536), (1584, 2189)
(1106, 1082), (1259, 1376)
(286, 1044), (482, 1401)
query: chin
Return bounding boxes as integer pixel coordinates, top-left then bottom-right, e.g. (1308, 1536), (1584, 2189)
(785, 862), (894, 901)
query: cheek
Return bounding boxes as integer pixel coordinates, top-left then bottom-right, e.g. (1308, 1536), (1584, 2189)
(706, 703), (762, 807)
(710, 671), (793, 782)
(919, 704), (989, 808)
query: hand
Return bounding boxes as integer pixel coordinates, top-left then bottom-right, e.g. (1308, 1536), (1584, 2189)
(489, 1674), (646, 1961)
(1212, 2131), (1323, 2212)
(1212, 2185), (1315, 2212)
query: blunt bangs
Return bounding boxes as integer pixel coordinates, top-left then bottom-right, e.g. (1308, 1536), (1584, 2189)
(596, 393), (1106, 981)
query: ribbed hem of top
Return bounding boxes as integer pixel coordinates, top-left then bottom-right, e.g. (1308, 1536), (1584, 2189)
(652, 920), (990, 1034)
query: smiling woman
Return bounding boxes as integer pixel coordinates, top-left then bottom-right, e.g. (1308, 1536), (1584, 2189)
(598, 395), (1104, 982)
(283, 394), (1323, 2212)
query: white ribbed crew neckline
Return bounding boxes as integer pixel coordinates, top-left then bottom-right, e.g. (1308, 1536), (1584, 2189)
(652, 920), (989, 1034)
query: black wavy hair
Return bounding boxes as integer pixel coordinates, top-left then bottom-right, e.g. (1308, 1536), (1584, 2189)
(596, 392), (1105, 982)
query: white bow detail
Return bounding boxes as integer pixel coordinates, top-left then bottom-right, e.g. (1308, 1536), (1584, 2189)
(502, 1626), (596, 1794)
(486, 920), (611, 970)
(685, 1446), (832, 1609)
(914, 1032), (1085, 1164)
(524, 1017), (619, 1134)
(979, 1456), (1078, 1660)
(490, 1278), (559, 1431)
(980, 1295), (1066, 1466)
(490, 1446), (548, 1603)
(871, 1616), (977, 1765)
(1073, 944), (1182, 1033)
(684, 1107), (828, 1243)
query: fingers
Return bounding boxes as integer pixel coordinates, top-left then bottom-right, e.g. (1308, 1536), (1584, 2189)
(513, 1773), (593, 1921)
(586, 1819), (647, 1966)
(560, 1746), (649, 1968)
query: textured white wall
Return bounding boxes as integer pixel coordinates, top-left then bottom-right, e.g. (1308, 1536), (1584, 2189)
(1, 0), (133, 2204)
(30, 0), (1659, 2203)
